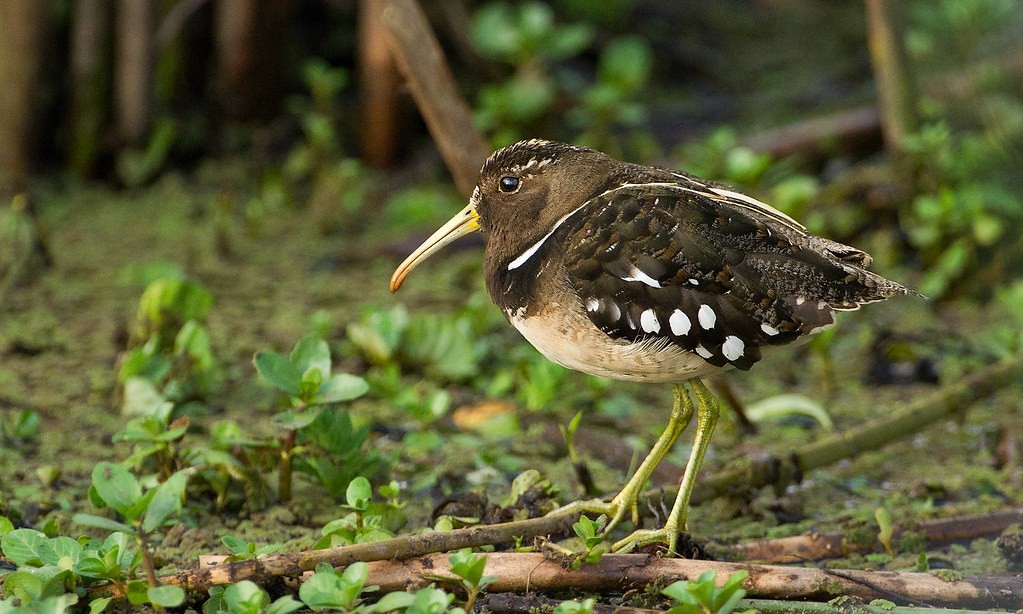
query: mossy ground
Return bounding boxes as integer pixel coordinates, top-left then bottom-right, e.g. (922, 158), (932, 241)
(1, 159), (1020, 586)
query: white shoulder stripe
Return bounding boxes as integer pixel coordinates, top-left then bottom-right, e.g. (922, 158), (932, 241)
(707, 187), (805, 232)
(507, 201), (590, 270)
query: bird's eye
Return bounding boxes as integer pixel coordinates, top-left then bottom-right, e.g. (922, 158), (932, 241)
(498, 176), (520, 193)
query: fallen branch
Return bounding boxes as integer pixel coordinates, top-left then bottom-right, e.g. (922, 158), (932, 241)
(361, 552), (1022, 609)
(482, 593), (1005, 614)
(91, 514), (576, 597)
(719, 508), (1023, 563)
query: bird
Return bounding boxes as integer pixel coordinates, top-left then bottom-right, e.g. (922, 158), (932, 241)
(390, 138), (916, 554)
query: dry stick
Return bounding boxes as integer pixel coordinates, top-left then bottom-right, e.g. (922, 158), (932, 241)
(91, 515), (577, 598)
(483, 593), (1004, 614)
(377, 0), (490, 197)
(359, 553), (1023, 610)
(720, 507), (1023, 563)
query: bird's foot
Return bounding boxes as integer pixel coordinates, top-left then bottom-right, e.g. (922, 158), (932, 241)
(548, 496), (631, 533)
(612, 526), (682, 554)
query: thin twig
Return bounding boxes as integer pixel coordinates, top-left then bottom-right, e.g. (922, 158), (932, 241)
(719, 508), (1023, 563)
(89, 514), (577, 597)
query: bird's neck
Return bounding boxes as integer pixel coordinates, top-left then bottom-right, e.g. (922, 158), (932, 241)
(484, 241), (565, 318)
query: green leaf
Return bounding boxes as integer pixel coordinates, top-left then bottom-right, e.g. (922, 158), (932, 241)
(121, 377), (175, 419)
(290, 333), (331, 377)
(142, 469), (189, 533)
(598, 36), (652, 93)
(254, 350), (302, 397)
(299, 567), (346, 611)
(50, 536), (82, 571)
(175, 320), (216, 371)
(126, 580), (151, 605)
(745, 393), (834, 430)
(345, 305), (408, 365)
(265, 595), (305, 614)
(339, 561), (369, 604)
(272, 409), (320, 431)
(553, 597), (596, 614)
(0, 516), (14, 536)
(299, 367), (324, 402)
(223, 580), (269, 614)
(313, 373), (369, 404)
(2, 570), (44, 603)
(222, 535), (251, 555)
(72, 513), (134, 534)
(1, 528), (54, 566)
(148, 584), (186, 608)
(449, 551), (490, 589)
(89, 596), (113, 614)
(876, 507), (895, 557)
(346, 477), (372, 511)
(371, 591), (416, 613)
(91, 462), (142, 517)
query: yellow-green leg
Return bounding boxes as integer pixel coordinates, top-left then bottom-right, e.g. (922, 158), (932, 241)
(551, 383), (695, 538)
(614, 379), (720, 554)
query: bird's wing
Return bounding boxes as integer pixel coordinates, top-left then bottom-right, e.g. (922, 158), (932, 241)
(562, 183), (882, 370)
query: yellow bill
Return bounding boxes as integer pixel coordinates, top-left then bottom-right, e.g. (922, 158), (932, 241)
(389, 202), (481, 292)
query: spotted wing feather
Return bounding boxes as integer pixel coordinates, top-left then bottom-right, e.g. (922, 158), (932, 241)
(563, 183), (904, 371)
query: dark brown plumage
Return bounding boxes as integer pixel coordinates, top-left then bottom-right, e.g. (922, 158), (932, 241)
(391, 139), (916, 553)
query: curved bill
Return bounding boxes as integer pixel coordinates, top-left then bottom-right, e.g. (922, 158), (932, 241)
(390, 202), (481, 292)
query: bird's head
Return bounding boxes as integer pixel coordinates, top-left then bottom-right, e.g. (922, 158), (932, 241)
(390, 139), (618, 292)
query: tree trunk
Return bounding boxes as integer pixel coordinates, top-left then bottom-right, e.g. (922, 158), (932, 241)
(215, 0), (291, 121)
(70, 0), (112, 177)
(115, 0), (154, 146)
(0, 1), (48, 194)
(359, 0), (404, 168)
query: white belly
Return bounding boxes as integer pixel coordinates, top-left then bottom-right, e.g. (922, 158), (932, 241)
(508, 302), (723, 383)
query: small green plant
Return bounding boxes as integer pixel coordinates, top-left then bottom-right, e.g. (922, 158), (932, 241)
(205, 580), (304, 614)
(254, 333), (370, 501)
(0, 409), (41, 450)
(220, 535), (282, 562)
(569, 36), (655, 157)
(661, 570), (748, 614)
(284, 58), (348, 183)
(445, 551), (497, 612)
(72, 463), (190, 608)
(471, 1), (593, 146)
(875, 506), (896, 557)
(298, 562), (375, 613)
(570, 515), (608, 568)
(0, 525), (138, 611)
(119, 275), (220, 410)
(315, 477), (402, 548)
